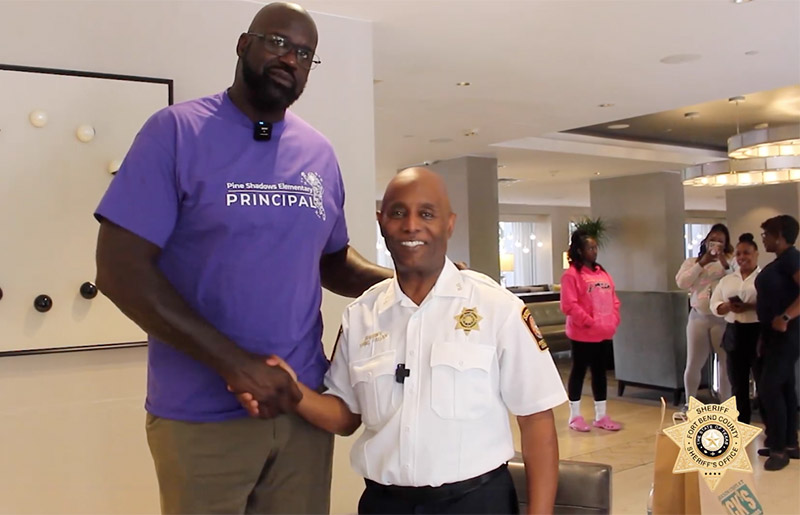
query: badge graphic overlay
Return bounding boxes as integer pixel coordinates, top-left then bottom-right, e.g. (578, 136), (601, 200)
(663, 397), (761, 490)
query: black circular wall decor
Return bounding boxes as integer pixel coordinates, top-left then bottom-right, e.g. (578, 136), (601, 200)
(34, 294), (53, 313)
(80, 281), (98, 299)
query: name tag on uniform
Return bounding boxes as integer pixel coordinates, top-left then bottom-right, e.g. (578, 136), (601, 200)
(361, 331), (388, 347)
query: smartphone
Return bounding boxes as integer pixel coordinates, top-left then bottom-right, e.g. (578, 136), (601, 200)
(708, 241), (723, 256)
(728, 295), (743, 304)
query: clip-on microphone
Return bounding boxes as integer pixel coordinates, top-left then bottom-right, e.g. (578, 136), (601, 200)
(253, 120), (272, 141)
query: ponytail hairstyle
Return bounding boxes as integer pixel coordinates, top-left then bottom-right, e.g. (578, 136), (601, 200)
(737, 232), (758, 251)
(567, 229), (603, 271)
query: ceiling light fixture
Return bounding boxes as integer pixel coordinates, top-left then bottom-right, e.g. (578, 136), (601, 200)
(684, 111), (700, 119)
(456, 82), (471, 86)
(598, 103), (614, 108)
(607, 123), (630, 129)
(728, 125), (800, 159)
(682, 125), (800, 187)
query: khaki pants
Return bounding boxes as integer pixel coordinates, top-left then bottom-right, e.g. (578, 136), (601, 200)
(146, 412), (334, 514)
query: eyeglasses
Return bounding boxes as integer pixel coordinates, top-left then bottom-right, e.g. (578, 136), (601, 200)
(245, 33), (321, 70)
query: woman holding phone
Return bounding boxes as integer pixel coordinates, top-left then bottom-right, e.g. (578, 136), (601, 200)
(676, 223), (734, 409)
(710, 233), (760, 423)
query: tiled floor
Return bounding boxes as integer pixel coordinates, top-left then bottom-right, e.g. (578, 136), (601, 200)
(509, 356), (800, 514)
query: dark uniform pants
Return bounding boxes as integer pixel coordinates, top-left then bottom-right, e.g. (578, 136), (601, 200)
(723, 322), (760, 423)
(357, 464), (519, 515)
(756, 324), (800, 452)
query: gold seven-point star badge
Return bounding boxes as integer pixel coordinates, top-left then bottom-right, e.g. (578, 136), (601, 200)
(454, 307), (482, 334)
(663, 396), (761, 491)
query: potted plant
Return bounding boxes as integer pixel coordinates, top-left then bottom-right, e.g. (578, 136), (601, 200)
(571, 216), (609, 247)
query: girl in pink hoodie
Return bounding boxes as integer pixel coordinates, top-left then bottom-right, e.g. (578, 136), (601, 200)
(560, 229), (622, 432)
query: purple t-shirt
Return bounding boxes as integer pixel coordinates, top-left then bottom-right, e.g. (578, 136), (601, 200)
(95, 91), (349, 422)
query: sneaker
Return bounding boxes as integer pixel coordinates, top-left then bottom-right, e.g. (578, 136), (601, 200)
(758, 448), (800, 459)
(764, 453), (790, 471)
(592, 415), (622, 431)
(568, 415), (591, 432)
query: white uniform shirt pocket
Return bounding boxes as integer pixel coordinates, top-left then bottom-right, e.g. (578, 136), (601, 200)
(430, 343), (495, 420)
(349, 350), (399, 428)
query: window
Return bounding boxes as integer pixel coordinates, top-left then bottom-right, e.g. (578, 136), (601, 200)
(499, 221), (547, 287)
(684, 223), (713, 259)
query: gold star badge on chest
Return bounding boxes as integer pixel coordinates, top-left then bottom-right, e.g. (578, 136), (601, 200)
(663, 396), (761, 491)
(454, 307), (482, 335)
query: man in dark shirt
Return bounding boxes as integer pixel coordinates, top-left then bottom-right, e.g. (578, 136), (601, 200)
(755, 214), (800, 471)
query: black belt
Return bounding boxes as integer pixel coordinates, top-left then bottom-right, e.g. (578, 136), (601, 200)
(364, 464), (507, 504)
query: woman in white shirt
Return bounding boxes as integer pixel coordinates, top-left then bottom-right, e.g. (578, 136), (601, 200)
(676, 223), (734, 409)
(710, 233), (760, 423)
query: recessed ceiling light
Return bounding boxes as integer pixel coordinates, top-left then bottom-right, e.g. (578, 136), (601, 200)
(463, 129), (479, 136)
(659, 54), (702, 65)
(497, 164), (507, 169)
(594, 172), (601, 176)
(498, 177), (520, 185)
(733, 0), (753, 4)
(744, 50), (759, 56)
(754, 122), (769, 129)
(607, 123), (630, 129)
(429, 137), (453, 143)
(456, 82), (471, 86)
(728, 96), (746, 103)
(684, 111), (701, 119)
(598, 103), (614, 108)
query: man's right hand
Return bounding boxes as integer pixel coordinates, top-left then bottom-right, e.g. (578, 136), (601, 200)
(224, 354), (302, 419)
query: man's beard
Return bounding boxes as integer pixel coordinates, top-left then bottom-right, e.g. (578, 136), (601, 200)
(241, 55), (303, 112)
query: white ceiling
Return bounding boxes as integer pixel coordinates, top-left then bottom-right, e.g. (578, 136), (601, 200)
(303, 0), (800, 209)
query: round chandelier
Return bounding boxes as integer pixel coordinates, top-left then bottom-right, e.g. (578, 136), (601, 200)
(683, 124), (800, 187)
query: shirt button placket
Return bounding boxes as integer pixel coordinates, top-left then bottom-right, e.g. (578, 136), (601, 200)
(399, 309), (421, 485)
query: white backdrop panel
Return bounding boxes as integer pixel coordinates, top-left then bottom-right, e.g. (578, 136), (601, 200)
(0, 66), (170, 352)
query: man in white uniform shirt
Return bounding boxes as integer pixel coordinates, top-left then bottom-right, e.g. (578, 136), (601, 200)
(244, 167), (566, 513)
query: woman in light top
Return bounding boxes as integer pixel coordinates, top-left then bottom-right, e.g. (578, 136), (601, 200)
(676, 223), (734, 408)
(710, 233), (760, 423)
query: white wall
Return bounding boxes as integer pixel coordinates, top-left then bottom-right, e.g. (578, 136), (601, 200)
(0, 1), (374, 513)
(726, 183), (800, 269)
(590, 172), (686, 292)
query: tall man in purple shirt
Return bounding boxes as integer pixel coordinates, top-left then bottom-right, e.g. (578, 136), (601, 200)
(94, 2), (389, 513)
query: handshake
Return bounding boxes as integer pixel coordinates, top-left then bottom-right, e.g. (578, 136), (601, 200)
(225, 353), (301, 419)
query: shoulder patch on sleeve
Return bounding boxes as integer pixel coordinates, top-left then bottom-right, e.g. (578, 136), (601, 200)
(521, 306), (548, 352)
